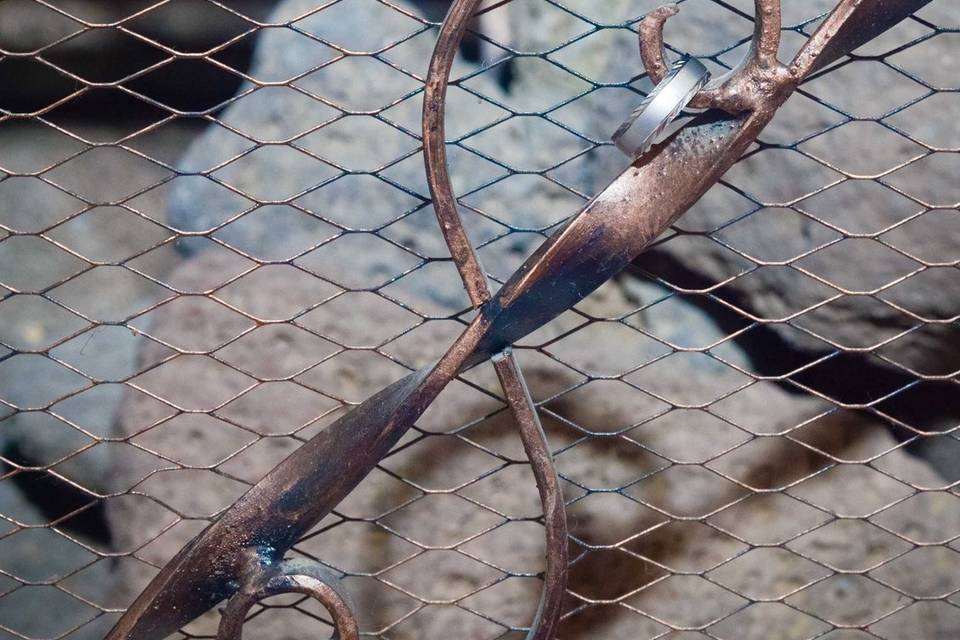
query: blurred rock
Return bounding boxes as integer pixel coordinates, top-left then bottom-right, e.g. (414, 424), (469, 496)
(164, 0), (528, 295)
(0, 118), (196, 638)
(639, 162), (960, 385)
(0, 120), (196, 493)
(0, 0), (282, 115)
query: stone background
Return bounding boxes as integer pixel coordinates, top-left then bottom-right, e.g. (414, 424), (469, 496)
(0, 1), (957, 638)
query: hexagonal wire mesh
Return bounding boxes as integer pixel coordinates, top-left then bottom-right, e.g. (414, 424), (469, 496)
(0, 0), (958, 638)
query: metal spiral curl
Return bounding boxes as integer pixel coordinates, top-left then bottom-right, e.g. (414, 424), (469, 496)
(217, 559), (359, 640)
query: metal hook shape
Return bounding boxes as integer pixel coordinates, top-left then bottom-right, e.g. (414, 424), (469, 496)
(217, 558), (359, 640)
(639, 0), (791, 115)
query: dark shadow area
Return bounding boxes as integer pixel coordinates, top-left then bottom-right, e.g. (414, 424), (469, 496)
(1, 0), (515, 118)
(0, 50), (259, 117)
(2, 442), (113, 545)
(0, 0), (280, 117)
(630, 250), (959, 480)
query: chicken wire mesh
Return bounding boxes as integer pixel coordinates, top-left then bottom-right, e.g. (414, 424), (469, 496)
(0, 0), (958, 638)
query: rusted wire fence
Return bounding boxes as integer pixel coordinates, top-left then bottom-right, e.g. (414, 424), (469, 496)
(0, 0), (958, 638)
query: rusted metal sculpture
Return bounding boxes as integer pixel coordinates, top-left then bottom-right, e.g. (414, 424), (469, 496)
(106, 1), (932, 638)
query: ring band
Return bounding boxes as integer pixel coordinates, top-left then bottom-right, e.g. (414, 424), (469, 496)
(612, 57), (710, 159)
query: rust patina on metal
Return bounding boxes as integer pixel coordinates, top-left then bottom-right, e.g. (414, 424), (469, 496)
(106, 1), (933, 638)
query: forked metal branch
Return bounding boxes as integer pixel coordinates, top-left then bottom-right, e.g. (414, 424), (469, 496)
(106, 1), (933, 638)
(640, 0), (786, 114)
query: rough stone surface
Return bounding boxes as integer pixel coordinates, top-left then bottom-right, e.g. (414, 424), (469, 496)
(165, 0), (523, 312)
(0, 120), (196, 490)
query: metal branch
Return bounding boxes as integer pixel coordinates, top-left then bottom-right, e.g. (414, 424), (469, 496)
(424, 0), (494, 308)
(639, 0), (786, 114)
(105, 2), (934, 638)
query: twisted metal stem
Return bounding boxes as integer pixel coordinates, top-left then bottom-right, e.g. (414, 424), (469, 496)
(105, 2), (933, 638)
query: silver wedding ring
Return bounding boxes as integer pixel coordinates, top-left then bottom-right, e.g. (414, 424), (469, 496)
(612, 57), (710, 159)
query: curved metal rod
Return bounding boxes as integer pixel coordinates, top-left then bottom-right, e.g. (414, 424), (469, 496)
(106, 2), (931, 638)
(422, 0), (493, 309)
(217, 558), (358, 640)
(423, 1), (567, 637)
(490, 351), (567, 638)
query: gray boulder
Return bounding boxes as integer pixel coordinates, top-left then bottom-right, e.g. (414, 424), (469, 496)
(165, 0), (633, 303)
(167, 0), (517, 312)
(0, 120), (192, 493)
